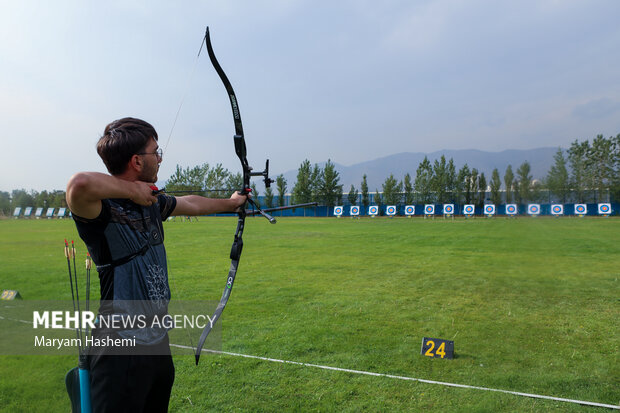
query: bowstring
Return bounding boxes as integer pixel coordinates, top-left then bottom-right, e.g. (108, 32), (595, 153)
(162, 36), (207, 155)
(164, 35), (208, 356)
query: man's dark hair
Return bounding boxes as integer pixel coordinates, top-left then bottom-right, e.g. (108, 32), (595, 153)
(97, 117), (158, 175)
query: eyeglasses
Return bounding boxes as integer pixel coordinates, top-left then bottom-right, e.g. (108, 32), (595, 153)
(137, 149), (163, 158)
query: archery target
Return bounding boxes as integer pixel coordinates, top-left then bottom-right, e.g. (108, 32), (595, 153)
(443, 204), (454, 214)
(598, 203), (611, 215)
(424, 204), (435, 215)
(350, 206), (360, 216)
(386, 205), (397, 216)
(368, 205), (379, 216)
(574, 204), (587, 215)
(463, 204), (475, 215)
(551, 204), (564, 215)
(484, 204), (496, 215)
(505, 204), (517, 215)
(333, 206), (343, 216)
(527, 204), (540, 215)
(404, 205), (415, 215)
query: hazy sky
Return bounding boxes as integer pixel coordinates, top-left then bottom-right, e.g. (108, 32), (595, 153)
(1, 0), (619, 192)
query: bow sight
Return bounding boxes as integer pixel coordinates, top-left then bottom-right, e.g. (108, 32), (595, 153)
(234, 134), (274, 189)
(243, 155), (277, 223)
(251, 158), (275, 190)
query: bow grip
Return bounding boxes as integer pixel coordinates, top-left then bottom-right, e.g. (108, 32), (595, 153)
(230, 237), (243, 260)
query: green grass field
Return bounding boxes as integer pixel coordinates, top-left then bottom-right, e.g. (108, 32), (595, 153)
(0, 217), (618, 412)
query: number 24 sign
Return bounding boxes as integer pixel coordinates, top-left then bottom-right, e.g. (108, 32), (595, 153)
(421, 337), (454, 359)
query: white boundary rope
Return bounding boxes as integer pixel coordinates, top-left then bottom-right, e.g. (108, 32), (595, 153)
(171, 343), (619, 410)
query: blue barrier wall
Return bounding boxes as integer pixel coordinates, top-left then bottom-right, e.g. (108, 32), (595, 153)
(323, 203), (619, 217)
(12, 202), (618, 219)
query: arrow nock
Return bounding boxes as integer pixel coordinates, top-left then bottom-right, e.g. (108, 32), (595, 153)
(85, 253), (92, 270)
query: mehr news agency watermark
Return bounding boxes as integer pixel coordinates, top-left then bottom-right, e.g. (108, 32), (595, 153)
(32, 310), (216, 350)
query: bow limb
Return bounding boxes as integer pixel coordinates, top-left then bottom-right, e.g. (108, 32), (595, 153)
(204, 27), (250, 192)
(194, 27), (249, 365)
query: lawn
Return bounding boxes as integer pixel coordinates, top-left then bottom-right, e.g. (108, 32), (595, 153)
(0, 217), (618, 412)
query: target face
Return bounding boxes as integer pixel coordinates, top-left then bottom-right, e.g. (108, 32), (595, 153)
(424, 204), (435, 215)
(404, 205), (415, 215)
(368, 205), (379, 215)
(574, 204), (587, 215)
(505, 204), (517, 215)
(350, 206), (360, 216)
(443, 204), (454, 214)
(527, 204), (540, 215)
(333, 206), (343, 216)
(463, 204), (475, 215)
(598, 203), (611, 214)
(386, 206), (397, 215)
(484, 204), (496, 215)
(551, 204), (564, 215)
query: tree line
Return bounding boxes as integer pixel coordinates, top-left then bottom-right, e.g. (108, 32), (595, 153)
(289, 133), (619, 209)
(345, 134), (618, 208)
(2, 134), (617, 216)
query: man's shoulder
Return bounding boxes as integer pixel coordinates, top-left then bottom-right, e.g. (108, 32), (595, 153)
(72, 198), (131, 226)
(157, 194), (177, 221)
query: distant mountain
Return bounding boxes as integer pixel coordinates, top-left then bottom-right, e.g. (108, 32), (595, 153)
(276, 147), (559, 193)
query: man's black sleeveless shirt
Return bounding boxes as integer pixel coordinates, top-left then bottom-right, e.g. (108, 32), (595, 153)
(72, 195), (176, 344)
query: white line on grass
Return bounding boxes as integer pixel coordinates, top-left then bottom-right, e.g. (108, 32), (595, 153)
(0, 315), (32, 324)
(1, 313), (615, 410)
(172, 343), (619, 410)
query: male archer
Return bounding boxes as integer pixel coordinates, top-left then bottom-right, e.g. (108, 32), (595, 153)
(66, 117), (247, 412)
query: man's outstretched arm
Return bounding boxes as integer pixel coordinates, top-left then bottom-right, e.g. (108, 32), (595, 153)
(172, 192), (247, 217)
